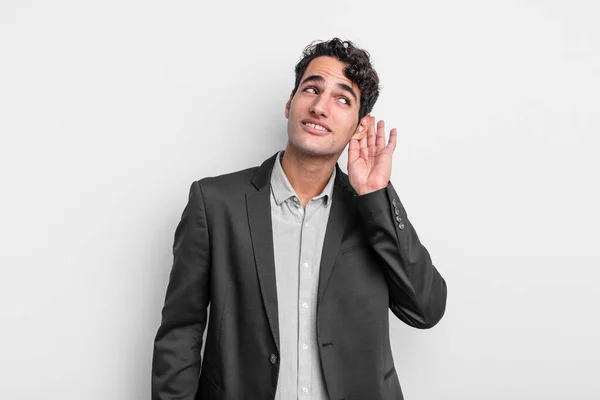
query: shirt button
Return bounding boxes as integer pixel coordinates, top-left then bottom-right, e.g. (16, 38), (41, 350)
(302, 262), (309, 269)
(302, 387), (308, 393)
(302, 343), (308, 350)
(269, 354), (278, 365)
(301, 302), (308, 309)
(304, 223), (309, 228)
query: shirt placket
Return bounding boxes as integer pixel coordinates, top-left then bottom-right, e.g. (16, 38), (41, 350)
(297, 199), (316, 399)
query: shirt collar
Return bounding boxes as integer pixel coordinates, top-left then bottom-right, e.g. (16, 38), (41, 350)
(270, 150), (336, 207)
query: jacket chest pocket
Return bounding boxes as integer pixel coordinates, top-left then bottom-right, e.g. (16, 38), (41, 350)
(383, 366), (403, 399)
(198, 374), (221, 399)
(336, 244), (388, 293)
(199, 358), (222, 399)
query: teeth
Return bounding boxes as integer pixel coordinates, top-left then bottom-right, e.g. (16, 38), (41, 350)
(305, 122), (327, 131)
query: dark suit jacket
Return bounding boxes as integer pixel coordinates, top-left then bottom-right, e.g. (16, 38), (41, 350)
(152, 152), (447, 400)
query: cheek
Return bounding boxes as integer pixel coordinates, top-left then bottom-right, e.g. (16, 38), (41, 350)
(292, 95), (315, 112)
(333, 113), (357, 135)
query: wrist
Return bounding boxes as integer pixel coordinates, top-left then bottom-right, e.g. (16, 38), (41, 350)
(356, 184), (388, 196)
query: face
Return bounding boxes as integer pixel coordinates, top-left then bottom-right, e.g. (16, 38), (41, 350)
(285, 56), (370, 158)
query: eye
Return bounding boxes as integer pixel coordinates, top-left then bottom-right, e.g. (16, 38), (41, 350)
(337, 97), (351, 105)
(304, 87), (318, 94)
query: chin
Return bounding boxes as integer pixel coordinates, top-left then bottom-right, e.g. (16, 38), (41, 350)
(287, 122), (339, 156)
(288, 136), (337, 158)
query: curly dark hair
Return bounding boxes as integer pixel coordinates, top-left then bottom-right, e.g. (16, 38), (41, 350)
(292, 38), (380, 121)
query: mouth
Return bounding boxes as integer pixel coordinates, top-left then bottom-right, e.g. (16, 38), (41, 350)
(301, 120), (331, 135)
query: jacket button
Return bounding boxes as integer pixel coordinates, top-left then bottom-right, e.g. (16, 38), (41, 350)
(398, 222), (405, 230)
(395, 215), (402, 222)
(269, 354), (278, 365)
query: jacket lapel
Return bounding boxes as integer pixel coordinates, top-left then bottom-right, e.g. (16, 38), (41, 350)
(317, 165), (354, 303)
(246, 153), (355, 352)
(246, 152), (280, 352)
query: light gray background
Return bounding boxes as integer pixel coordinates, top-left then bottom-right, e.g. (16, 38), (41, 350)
(1, 1), (599, 399)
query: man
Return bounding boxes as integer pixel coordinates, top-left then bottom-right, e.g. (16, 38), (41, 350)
(152, 38), (447, 400)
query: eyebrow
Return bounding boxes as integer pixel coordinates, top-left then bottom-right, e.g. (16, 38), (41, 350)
(300, 75), (358, 102)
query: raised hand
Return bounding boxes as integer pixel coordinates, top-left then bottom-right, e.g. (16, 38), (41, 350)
(348, 116), (397, 195)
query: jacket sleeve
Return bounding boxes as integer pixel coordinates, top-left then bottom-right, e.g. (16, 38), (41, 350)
(152, 180), (211, 399)
(355, 182), (447, 329)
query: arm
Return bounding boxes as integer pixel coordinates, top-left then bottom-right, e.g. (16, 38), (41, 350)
(355, 183), (447, 328)
(348, 116), (446, 328)
(152, 180), (211, 399)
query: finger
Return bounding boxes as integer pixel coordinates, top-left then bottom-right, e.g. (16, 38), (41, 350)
(359, 129), (368, 160)
(348, 138), (359, 162)
(376, 119), (386, 149)
(367, 115), (376, 149)
(387, 128), (398, 152)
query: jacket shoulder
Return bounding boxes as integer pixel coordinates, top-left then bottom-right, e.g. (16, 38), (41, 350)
(195, 165), (259, 199)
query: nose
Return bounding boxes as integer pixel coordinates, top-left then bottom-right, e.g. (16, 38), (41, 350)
(309, 94), (329, 118)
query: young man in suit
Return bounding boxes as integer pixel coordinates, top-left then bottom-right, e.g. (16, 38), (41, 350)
(152, 38), (447, 400)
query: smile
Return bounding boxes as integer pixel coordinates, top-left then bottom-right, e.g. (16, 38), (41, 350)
(302, 121), (330, 135)
(304, 122), (327, 131)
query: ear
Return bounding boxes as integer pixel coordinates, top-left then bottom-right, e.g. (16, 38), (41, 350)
(284, 91), (294, 119)
(351, 114), (371, 141)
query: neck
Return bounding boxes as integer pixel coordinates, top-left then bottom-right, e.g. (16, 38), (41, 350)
(281, 143), (337, 207)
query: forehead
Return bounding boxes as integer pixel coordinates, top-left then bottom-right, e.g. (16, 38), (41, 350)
(301, 56), (360, 96)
